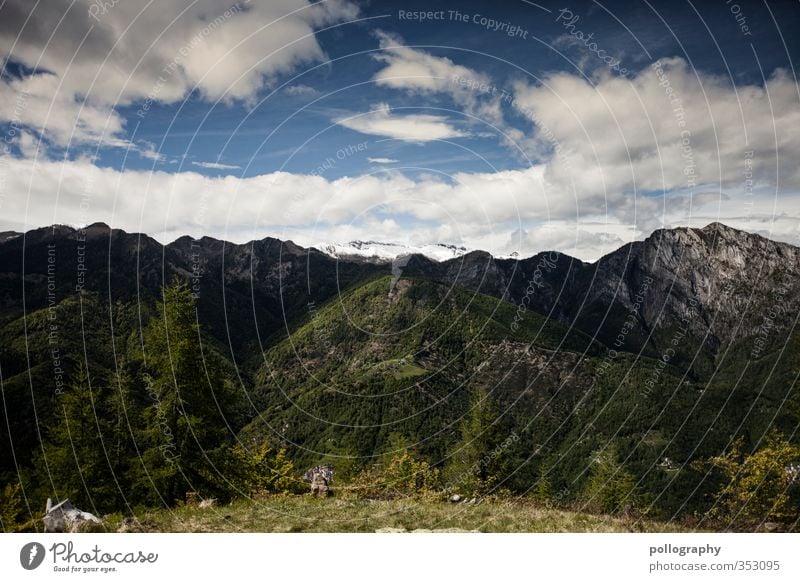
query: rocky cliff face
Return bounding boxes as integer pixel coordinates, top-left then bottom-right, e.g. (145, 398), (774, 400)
(566, 223), (800, 373)
(396, 222), (800, 377)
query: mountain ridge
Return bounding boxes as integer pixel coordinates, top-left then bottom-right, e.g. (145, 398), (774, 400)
(1, 220), (799, 523)
(7, 220), (792, 267)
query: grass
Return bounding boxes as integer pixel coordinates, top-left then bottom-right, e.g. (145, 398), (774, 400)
(392, 362), (428, 380)
(115, 495), (692, 533)
(361, 358), (428, 380)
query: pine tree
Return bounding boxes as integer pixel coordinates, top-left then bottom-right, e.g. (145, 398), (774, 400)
(581, 444), (641, 515)
(140, 279), (234, 503)
(444, 386), (511, 495)
(43, 363), (124, 513)
(0, 481), (28, 532)
(533, 473), (553, 503)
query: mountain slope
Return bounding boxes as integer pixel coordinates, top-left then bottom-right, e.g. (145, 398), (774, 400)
(243, 276), (602, 468)
(1, 221), (798, 521)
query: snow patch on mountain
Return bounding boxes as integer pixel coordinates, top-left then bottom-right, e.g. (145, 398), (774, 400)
(316, 240), (471, 263)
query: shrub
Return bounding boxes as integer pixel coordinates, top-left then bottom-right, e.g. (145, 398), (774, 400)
(348, 450), (440, 500)
(701, 430), (800, 526)
(223, 443), (306, 497)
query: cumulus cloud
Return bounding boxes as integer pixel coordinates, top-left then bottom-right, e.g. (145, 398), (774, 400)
(335, 103), (467, 142)
(509, 223), (628, 261)
(0, 72), (130, 149)
(511, 58), (800, 207)
(2, 14), (798, 261)
(0, 0), (358, 149)
(15, 131), (44, 159)
(374, 33), (505, 123)
(373, 31), (488, 96)
(368, 34), (800, 208)
(3, 153), (798, 261)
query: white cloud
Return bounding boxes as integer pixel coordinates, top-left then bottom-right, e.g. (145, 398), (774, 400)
(284, 84), (320, 97)
(511, 58), (800, 216)
(138, 143), (168, 163)
(3, 153), (799, 262)
(191, 161), (242, 170)
(2, 17), (798, 262)
(509, 223), (628, 261)
(335, 103), (467, 142)
(0, 72), (130, 149)
(16, 131), (44, 159)
(372, 31), (488, 95)
(0, 0), (358, 148)
(369, 34), (800, 199)
(368, 31), (532, 153)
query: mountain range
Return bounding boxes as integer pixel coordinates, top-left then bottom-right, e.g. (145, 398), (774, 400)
(1, 221), (798, 519)
(316, 240), (472, 263)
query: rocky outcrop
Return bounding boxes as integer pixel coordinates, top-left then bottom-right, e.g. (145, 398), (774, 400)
(566, 223), (800, 370)
(411, 222), (799, 374)
(43, 498), (101, 533)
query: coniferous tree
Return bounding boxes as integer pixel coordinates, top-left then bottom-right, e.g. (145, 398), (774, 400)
(444, 386), (511, 495)
(0, 481), (28, 532)
(43, 363), (124, 513)
(581, 444), (642, 515)
(140, 279), (234, 503)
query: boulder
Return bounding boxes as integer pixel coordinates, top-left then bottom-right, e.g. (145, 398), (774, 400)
(43, 498), (101, 533)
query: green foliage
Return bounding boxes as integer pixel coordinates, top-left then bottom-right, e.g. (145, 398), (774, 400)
(701, 430), (800, 526)
(2, 267), (800, 530)
(0, 481), (28, 532)
(138, 279), (236, 503)
(349, 449), (440, 500)
(221, 443), (305, 497)
(444, 386), (514, 496)
(533, 474), (553, 503)
(41, 363), (128, 513)
(581, 445), (644, 515)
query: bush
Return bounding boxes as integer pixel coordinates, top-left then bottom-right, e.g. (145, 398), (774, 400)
(701, 430), (800, 527)
(222, 443), (306, 498)
(348, 450), (440, 500)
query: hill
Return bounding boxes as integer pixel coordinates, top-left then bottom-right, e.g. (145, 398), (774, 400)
(0, 221), (798, 530)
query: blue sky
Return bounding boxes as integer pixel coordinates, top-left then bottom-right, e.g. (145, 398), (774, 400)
(104, 0), (800, 177)
(1, 0), (799, 260)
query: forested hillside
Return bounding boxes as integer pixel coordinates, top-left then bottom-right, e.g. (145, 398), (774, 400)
(1, 222), (798, 532)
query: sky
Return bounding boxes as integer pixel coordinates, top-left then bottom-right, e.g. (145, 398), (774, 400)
(0, 0), (798, 261)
